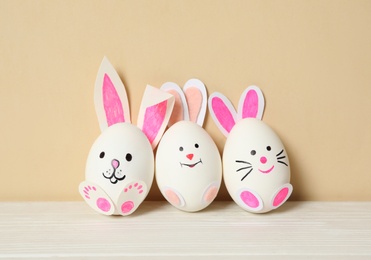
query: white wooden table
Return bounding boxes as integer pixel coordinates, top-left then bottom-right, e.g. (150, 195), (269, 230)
(0, 201), (370, 259)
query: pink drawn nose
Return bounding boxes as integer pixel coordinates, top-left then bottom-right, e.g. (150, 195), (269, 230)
(186, 154), (194, 160)
(260, 156), (267, 164)
(112, 159), (120, 169)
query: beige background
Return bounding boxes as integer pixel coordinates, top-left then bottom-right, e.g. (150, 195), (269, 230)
(0, 0), (370, 201)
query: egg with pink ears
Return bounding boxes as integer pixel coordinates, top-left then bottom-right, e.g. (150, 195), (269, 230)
(79, 57), (174, 216)
(208, 86), (293, 213)
(155, 79), (222, 212)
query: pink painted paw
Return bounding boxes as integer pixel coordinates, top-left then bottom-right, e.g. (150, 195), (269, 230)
(271, 183), (293, 209)
(79, 181), (114, 215)
(117, 181), (147, 216)
(202, 184), (219, 204)
(238, 188), (263, 212)
(163, 187), (185, 208)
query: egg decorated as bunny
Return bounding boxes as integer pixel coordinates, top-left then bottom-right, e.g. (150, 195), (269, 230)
(209, 86), (292, 213)
(156, 79), (222, 212)
(79, 57), (174, 216)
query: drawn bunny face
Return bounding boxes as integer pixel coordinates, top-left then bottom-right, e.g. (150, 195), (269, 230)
(79, 57), (174, 216)
(156, 79), (222, 212)
(209, 86), (293, 213)
(229, 119), (289, 179)
(161, 122), (205, 170)
(85, 123), (153, 192)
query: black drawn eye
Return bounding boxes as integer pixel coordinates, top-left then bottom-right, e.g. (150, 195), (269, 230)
(125, 153), (132, 162)
(99, 152), (105, 159)
(266, 146), (271, 151)
(250, 150), (256, 156)
(195, 143), (199, 148)
(179, 146), (184, 152)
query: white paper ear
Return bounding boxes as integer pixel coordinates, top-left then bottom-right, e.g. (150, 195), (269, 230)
(137, 85), (175, 149)
(94, 57), (131, 132)
(183, 79), (207, 127)
(237, 85), (265, 120)
(161, 82), (189, 127)
(208, 92), (238, 138)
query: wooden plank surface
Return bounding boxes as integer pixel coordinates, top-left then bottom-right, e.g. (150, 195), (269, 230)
(0, 201), (370, 259)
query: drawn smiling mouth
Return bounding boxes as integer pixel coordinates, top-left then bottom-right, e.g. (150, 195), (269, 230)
(102, 169), (126, 184)
(258, 165), (275, 174)
(103, 174), (126, 184)
(180, 159), (203, 168)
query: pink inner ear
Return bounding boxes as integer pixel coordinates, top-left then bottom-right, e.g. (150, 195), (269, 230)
(184, 87), (202, 123)
(212, 97), (235, 134)
(103, 74), (125, 126)
(242, 90), (259, 118)
(142, 100), (167, 145)
(167, 90), (183, 126)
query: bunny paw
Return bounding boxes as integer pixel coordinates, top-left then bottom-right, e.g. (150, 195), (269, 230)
(202, 182), (219, 204)
(79, 181), (115, 215)
(163, 187), (185, 208)
(271, 183), (293, 209)
(117, 181), (147, 216)
(238, 188), (263, 212)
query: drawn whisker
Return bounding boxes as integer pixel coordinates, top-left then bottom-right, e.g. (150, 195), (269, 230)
(276, 149), (284, 157)
(278, 160), (288, 167)
(241, 168), (253, 181)
(236, 166), (252, 172)
(236, 160), (251, 165)
(277, 156), (286, 160)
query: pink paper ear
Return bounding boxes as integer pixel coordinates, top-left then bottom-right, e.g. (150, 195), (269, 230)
(95, 57), (131, 132)
(238, 86), (265, 120)
(167, 89), (184, 127)
(184, 87), (203, 123)
(161, 82), (189, 127)
(142, 100), (168, 145)
(183, 79), (207, 127)
(137, 85), (175, 149)
(103, 73), (125, 127)
(208, 93), (238, 138)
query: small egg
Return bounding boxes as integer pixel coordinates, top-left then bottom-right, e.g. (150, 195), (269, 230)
(223, 118), (292, 213)
(156, 121), (222, 212)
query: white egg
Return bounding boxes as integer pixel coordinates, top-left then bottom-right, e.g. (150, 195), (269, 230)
(156, 121), (222, 212)
(223, 118), (292, 213)
(79, 57), (175, 216)
(85, 123), (154, 203)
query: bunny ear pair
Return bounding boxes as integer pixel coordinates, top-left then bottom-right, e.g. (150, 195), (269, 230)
(94, 57), (174, 149)
(208, 86), (265, 138)
(161, 79), (207, 127)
